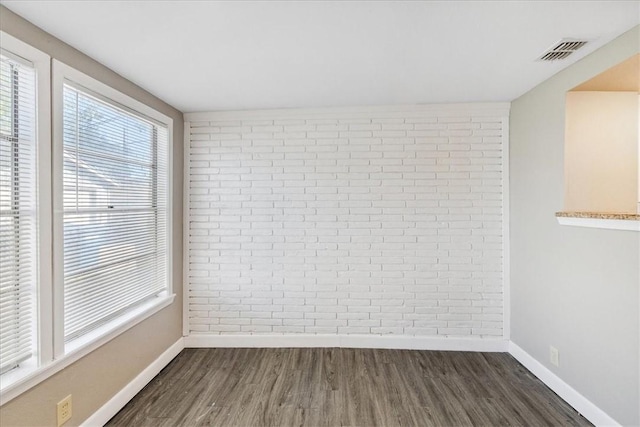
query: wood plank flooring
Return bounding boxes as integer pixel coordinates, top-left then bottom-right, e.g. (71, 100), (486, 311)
(107, 348), (591, 426)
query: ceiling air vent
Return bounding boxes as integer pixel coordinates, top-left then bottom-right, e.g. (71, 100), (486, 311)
(537, 39), (588, 61)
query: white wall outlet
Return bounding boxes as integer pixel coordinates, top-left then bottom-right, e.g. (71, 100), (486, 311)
(57, 394), (72, 426)
(550, 346), (560, 367)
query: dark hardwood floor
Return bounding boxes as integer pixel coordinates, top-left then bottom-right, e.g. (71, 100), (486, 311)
(107, 348), (591, 426)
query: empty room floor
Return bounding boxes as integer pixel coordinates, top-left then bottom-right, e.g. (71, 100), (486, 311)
(107, 348), (590, 426)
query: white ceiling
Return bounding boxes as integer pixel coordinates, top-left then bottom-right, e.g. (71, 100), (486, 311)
(2, 1), (639, 113)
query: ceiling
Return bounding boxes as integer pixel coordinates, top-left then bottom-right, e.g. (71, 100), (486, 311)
(2, 1), (639, 113)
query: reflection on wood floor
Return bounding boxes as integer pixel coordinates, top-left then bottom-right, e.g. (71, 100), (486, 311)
(107, 348), (591, 426)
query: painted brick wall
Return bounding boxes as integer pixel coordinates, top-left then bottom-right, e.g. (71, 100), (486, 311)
(186, 105), (507, 339)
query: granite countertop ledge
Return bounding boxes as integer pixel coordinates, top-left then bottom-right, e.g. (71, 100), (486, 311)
(556, 211), (640, 221)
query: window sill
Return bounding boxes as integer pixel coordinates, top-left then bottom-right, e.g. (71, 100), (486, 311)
(556, 211), (640, 231)
(0, 293), (175, 406)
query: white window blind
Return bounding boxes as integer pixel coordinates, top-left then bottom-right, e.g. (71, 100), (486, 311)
(0, 51), (37, 374)
(62, 84), (168, 341)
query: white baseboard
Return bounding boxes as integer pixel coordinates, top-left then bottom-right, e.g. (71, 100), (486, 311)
(81, 338), (184, 427)
(508, 342), (620, 427)
(184, 334), (508, 352)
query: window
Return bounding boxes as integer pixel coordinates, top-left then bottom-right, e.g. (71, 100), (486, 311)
(61, 83), (169, 341)
(0, 43), (174, 403)
(52, 60), (173, 359)
(0, 49), (38, 375)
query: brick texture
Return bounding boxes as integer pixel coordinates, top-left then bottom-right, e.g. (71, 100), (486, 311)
(187, 107), (505, 338)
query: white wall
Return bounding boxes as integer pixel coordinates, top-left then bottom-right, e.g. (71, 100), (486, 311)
(185, 105), (508, 344)
(564, 91), (638, 213)
(510, 27), (639, 425)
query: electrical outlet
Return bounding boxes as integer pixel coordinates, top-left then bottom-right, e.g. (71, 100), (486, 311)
(550, 346), (560, 367)
(57, 395), (72, 426)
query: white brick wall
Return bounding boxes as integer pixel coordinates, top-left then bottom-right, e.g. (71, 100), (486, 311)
(186, 105), (507, 339)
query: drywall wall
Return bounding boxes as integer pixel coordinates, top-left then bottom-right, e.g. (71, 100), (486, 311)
(564, 91), (638, 213)
(185, 105), (508, 342)
(571, 54), (639, 92)
(0, 6), (184, 426)
(510, 26), (639, 425)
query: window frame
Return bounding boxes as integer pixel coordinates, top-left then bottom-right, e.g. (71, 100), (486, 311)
(51, 59), (175, 358)
(0, 50), (38, 375)
(0, 31), (52, 400)
(60, 82), (170, 342)
(0, 44), (175, 405)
